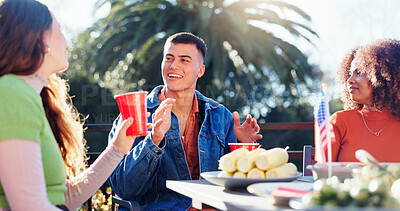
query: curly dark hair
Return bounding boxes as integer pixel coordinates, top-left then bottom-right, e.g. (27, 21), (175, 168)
(336, 38), (400, 119)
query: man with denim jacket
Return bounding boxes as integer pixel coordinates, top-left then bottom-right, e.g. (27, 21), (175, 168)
(108, 32), (262, 210)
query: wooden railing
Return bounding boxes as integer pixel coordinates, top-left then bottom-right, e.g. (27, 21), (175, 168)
(258, 122), (313, 159)
(85, 124), (113, 132)
(85, 122), (314, 132)
(260, 122), (313, 130)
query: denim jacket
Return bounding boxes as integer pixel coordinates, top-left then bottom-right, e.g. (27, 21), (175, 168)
(108, 86), (237, 211)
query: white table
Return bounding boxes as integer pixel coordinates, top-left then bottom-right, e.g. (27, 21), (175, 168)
(166, 177), (314, 211)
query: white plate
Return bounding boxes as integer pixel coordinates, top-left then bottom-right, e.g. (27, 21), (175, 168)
(247, 182), (313, 202)
(200, 170), (302, 190)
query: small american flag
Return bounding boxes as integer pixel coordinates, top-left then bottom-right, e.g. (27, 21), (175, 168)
(313, 91), (335, 164)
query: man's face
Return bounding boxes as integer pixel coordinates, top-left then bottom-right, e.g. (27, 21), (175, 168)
(161, 43), (205, 92)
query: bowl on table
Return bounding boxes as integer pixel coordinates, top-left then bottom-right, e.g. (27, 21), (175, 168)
(228, 143), (259, 152)
(306, 162), (364, 181)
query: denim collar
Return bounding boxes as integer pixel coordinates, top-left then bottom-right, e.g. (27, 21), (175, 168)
(147, 85), (163, 109)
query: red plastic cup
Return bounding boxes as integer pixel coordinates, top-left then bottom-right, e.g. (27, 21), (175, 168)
(228, 143), (260, 152)
(114, 91), (148, 136)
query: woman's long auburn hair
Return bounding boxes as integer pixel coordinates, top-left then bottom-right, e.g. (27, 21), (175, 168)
(0, 0), (87, 178)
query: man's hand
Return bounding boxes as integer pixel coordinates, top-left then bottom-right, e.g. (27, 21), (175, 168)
(233, 111), (263, 143)
(151, 98), (176, 146)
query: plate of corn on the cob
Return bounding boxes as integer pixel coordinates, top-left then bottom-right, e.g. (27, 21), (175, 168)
(200, 147), (302, 189)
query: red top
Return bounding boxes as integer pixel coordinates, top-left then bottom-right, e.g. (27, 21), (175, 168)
(182, 94), (200, 180)
(327, 107), (400, 162)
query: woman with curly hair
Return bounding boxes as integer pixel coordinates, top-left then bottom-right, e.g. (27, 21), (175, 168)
(0, 0), (151, 210)
(328, 38), (400, 162)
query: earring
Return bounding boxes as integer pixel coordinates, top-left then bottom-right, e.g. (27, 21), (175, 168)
(46, 45), (51, 53)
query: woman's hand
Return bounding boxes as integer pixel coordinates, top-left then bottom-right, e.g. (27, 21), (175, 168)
(111, 113), (152, 154)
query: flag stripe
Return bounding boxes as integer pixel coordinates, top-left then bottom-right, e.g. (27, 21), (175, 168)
(313, 91), (335, 164)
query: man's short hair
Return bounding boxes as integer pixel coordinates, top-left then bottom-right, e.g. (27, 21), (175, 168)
(166, 32), (207, 60)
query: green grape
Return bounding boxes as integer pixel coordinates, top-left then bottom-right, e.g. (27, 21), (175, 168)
(350, 186), (370, 206)
(367, 194), (382, 207)
(313, 178), (327, 192)
(369, 178), (389, 195)
(326, 176), (341, 188)
(341, 178), (354, 191)
(319, 184), (337, 200)
(387, 165), (400, 178)
(391, 178), (400, 199)
(336, 190), (351, 206)
(382, 196), (399, 208)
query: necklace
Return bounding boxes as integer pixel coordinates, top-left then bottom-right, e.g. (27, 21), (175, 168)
(360, 108), (391, 136)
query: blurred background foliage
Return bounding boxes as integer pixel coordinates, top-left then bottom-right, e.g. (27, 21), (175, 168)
(65, 0), (343, 152)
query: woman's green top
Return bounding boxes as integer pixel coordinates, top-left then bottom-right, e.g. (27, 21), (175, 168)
(0, 74), (67, 207)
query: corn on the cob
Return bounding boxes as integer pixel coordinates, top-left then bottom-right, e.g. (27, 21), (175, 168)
(247, 168), (265, 178)
(233, 171), (247, 178)
(219, 148), (249, 172)
(237, 148), (267, 173)
(217, 171), (233, 178)
(265, 162), (297, 178)
(255, 147), (289, 171)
